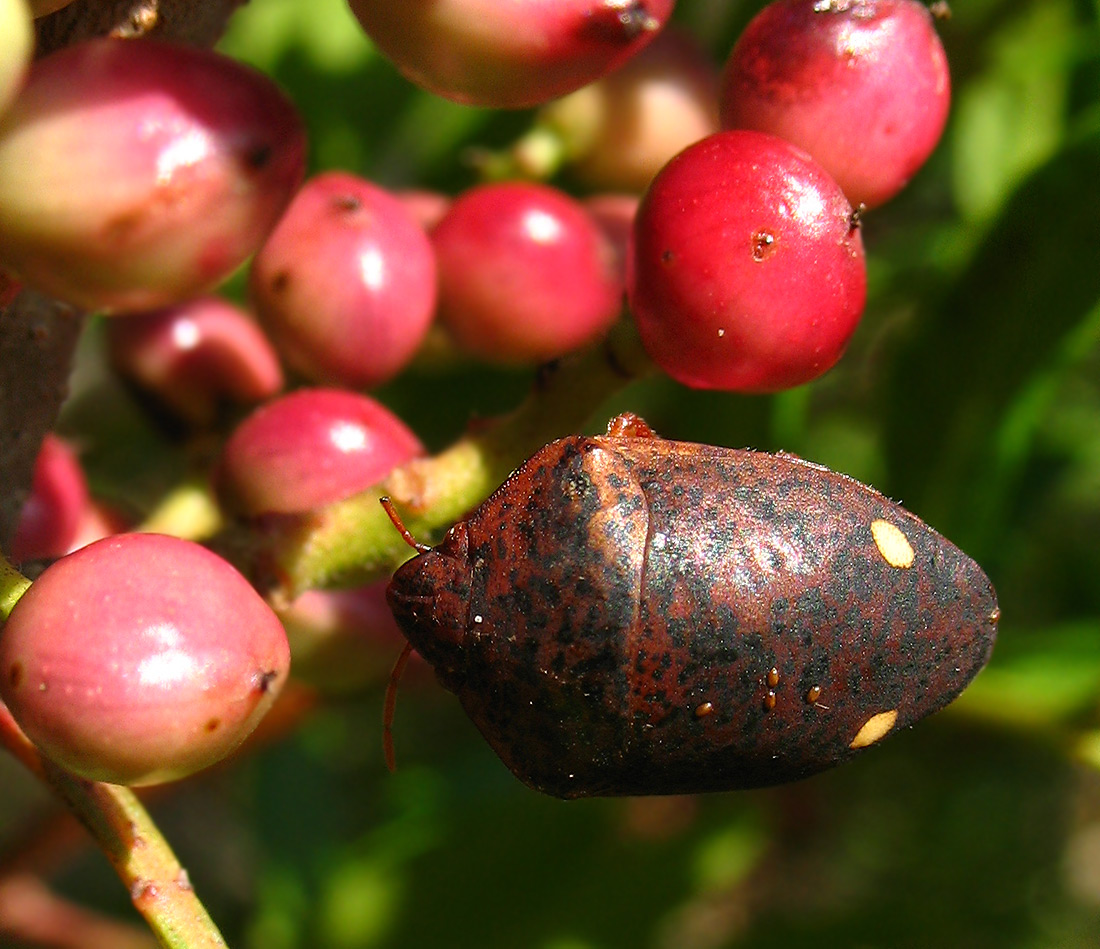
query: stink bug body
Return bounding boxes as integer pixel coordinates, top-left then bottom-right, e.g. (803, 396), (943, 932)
(386, 415), (998, 798)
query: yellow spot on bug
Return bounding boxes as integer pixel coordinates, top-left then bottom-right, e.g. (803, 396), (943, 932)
(849, 709), (899, 749)
(871, 519), (914, 568)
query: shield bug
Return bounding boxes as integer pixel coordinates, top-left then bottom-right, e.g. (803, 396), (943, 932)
(385, 414), (998, 798)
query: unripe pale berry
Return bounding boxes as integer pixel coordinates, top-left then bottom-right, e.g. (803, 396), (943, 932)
(538, 27), (720, 193)
(0, 533), (291, 786)
(629, 130), (866, 392)
(216, 388), (424, 516)
(250, 173), (437, 389)
(433, 182), (622, 364)
(720, 0), (950, 209)
(345, 0), (676, 109)
(107, 297), (284, 427)
(0, 38), (306, 312)
(0, 0), (32, 120)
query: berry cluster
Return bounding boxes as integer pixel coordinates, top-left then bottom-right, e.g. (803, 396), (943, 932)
(0, 2), (958, 935)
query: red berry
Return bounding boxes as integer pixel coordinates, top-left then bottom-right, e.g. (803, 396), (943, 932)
(0, 533), (290, 786)
(720, 0), (950, 209)
(10, 434), (89, 562)
(629, 130), (866, 392)
(345, 0), (675, 109)
(0, 38), (306, 312)
(107, 297), (284, 426)
(433, 182), (622, 364)
(216, 388), (424, 516)
(250, 172), (437, 389)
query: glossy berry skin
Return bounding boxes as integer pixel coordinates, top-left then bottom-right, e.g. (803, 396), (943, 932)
(10, 434), (89, 562)
(346, 0), (675, 109)
(0, 533), (290, 786)
(388, 416), (998, 799)
(720, 0), (950, 209)
(250, 173), (437, 389)
(216, 388), (423, 516)
(0, 38), (305, 313)
(107, 297), (284, 426)
(433, 182), (622, 364)
(629, 130), (866, 392)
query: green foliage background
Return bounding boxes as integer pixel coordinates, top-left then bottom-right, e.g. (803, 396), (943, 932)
(6, 0), (1100, 946)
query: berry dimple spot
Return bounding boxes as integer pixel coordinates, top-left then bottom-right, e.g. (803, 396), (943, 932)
(244, 143), (273, 171)
(333, 194), (362, 213)
(871, 519), (914, 568)
(751, 229), (777, 261)
(205, 718), (221, 732)
(8, 663), (24, 689)
(849, 709), (899, 748)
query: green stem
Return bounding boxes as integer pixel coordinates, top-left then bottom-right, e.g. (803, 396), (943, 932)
(0, 704), (227, 948)
(222, 318), (655, 599)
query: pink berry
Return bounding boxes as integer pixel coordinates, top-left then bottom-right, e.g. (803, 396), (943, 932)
(539, 27), (720, 193)
(278, 581), (416, 692)
(345, 0), (675, 109)
(250, 173), (437, 389)
(629, 130), (866, 392)
(0, 533), (290, 786)
(585, 193), (639, 284)
(433, 182), (622, 364)
(10, 434), (89, 563)
(107, 297), (284, 426)
(0, 38), (306, 312)
(216, 388), (424, 516)
(396, 189), (451, 233)
(720, 0), (950, 209)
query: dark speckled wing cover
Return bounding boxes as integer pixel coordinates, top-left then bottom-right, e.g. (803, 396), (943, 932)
(415, 433), (998, 798)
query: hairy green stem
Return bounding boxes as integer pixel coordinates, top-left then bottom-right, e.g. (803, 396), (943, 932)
(221, 318), (655, 599)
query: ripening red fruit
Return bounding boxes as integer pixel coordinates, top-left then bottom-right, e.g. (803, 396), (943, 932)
(10, 434), (89, 562)
(433, 182), (622, 364)
(720, 0), (950, 209)
(0, 533), (290, 786)
(345, 0), (676, 109)
(0, 38), (306, 312)
(216, 388), (424, 516)
(0, 0), (31, 120)
(537, 27), (720, 192)
(629, 130), (866, 392)
(107, 297), (284, 426)
(250, 173), (437, 389)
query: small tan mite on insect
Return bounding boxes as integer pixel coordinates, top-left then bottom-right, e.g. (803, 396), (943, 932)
(767, 666), (779, 688)
(694, 702), (714, 718)
(763, 690), (777, 711)
(806, 685), (822, 704)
